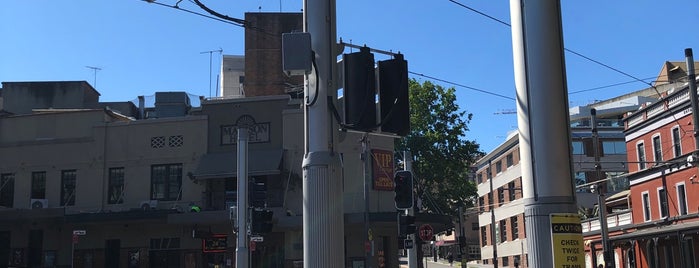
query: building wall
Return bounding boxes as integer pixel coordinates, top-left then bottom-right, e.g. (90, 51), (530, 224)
(1, 81), (100, 115)
(220, 55), (245, 98)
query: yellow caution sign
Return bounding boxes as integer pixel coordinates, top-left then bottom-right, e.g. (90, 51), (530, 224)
(550, 213), (584, 268)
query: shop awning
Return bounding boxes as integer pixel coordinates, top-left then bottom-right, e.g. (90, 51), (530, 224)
(610, 220), (699, 242)
(193, 149), (283, 179)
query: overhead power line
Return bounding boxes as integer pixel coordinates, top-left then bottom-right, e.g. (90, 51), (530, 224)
(445, 0), (653, 88)
(409, 71), (516, 101)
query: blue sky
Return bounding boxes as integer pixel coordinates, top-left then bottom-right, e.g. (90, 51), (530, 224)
(1, 1), (698, 152)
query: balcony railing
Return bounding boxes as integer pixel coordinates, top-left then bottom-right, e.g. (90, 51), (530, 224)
(582, 210), (632, 233)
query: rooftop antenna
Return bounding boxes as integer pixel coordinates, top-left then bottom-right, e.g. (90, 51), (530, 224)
(85, 66), (102, 89)
(200, 49), (223, 98)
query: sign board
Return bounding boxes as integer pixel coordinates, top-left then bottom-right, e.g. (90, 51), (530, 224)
(418, 224), (433, 241)
(251, 236), (264, 242)
(550, 213), (585, 268)
(73, 230), (86, 236)
(372, 149), (394, 191)
(202, 234), (228, 253)
(404, 239), (414, 249)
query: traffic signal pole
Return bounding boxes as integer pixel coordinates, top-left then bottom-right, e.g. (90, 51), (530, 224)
(404, 152), (417, 268)
(236, 126), (250, 268)
(303, 0), (344, 267)
(510, 1), (580, 267)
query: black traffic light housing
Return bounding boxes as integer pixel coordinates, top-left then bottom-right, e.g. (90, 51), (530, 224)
(251, 209), (274, 234)
(250, 179), (267, 208)
(394, 171), (414, 209)
(378, 54), (410, 136)
(342, 47), (376, 131)
(398, 213), (416, 238)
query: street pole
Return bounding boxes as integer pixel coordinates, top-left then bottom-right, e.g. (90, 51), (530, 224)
(591, 109), (612, 268)
(362, 135), (371, 267)
(236, 125), (250, 268)
(488, 160), (498, 268)
(404, 151), (417, 268)
(685, 49), (699, 154)
(510, 1), (580, 267)
(303, 0), (344, 267)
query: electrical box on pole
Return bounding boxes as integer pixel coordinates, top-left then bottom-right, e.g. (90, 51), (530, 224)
(394, 171), (414, 209)
(250, 179), (267, 208)
(378, 54), (410, 136)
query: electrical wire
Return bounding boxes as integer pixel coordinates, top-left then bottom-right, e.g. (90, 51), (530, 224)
(140, 0), (245, 28)
(409, 71), (516, 101)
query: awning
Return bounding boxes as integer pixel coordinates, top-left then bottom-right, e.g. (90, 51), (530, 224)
(610, 220), (699, 242)
(193, 149), (283, 179)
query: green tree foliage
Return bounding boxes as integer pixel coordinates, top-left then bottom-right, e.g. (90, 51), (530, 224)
(395, 79), (484, 217)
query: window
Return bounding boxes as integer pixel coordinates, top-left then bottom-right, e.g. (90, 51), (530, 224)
(658, 188), (668, 219)
(508, 182), (516, 201)
(108, 168), (125, 204)
(642, 192), (651, 221)
(602, 141), (627, 155)
(61, 170), (76, 206)
(495, 161), (502, 174)
(477, 173), (482, 184)
(472, 222), (479, 231)
(481, 226), (488, 246)
(497, 187), (505, 205)
(574, 172), (588, 192)
(672, 127), (682, 158)
(677, 183), (687, 216)
(506, 153), (514, 167)
(500, 219), (507, 242)
(486, 167), (492, 180)
(0, 173), (14, 207)
(478, 197), (484, 211)
(502, 257), (509, 266)
(31, 172), (46, 199)
(151, 164), (182, 201)
(572, 141), (584, 155)
(510, 216), (519, 239)
(652, 135), (662, 163)
(637, 142), (646, 170)
(494, 222), (501, 244)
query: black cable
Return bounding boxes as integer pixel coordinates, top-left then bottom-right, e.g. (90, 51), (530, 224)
(191, 0), (247, 25)
(141, 0), (245, 28)
(445, 0), (654, 88)
(409, 71), (516, 101)
(569, 76), (656, 94)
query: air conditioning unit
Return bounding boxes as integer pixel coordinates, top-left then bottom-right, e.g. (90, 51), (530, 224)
(30, 199), (48, 209)
(140, 200), (158, 210)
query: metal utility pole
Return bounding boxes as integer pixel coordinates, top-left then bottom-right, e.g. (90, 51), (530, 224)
(686, 49), (699, 154)
(591, 109), (612, 268)
(85, 66), (101, 89)
(303, 0), (344, 267)
(488, 160), (498, 268)
(236, 123), (250, 268)
(201, 49), (223, 98)
(510, 1), (580, 267)
(404, 151), (417, 268)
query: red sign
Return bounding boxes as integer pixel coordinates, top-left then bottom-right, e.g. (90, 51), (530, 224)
(372, 149), (394, 191)
(418, 224), (434, 241)
(250, 241), (256, 252)
(72, 234), (79, 244)
(202, 234), (227, 253)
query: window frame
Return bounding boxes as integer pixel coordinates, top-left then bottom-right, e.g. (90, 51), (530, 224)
(652, 134), (662, 163)
(31, 172), (46, 199)
(510, 216), (519, 239)
(506, 153), (514, 167)
(677, 182), (688, 216)
(150, 164), (183, 201)
(672, 126), (682, 158)
(637, 141), (646, 170)
(0, 173), (14, 207)
(495, 161), (502, 174)
(108, 167), (125, 204)
(61, 170), (77, 206)
(642, 191), (651, 222)
(657, 187), (668, 219)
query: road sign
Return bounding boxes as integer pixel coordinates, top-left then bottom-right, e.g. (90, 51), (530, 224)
(251, 236), (264, 242)
(550, 213), (584, 268)
(250, 241), (256, 252)
(73, 230), (86, 236)
(404, 239), (414, 249)
(418, 224), (433, 241)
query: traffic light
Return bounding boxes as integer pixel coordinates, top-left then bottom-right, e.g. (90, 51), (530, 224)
(251, 209), (274, 234)
(394, 170), (414, 209)
(342, 46), (377, 131)
(398, 214), (416, 238)
(250, 179), (267, 208)
(378, 54), (410, 136)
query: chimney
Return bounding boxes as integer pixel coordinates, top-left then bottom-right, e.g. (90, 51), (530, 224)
(138, 95), (145, 119)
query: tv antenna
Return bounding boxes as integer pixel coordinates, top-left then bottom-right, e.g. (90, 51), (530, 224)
(85, 66), (102, 89)
(200, 49), (223, 98)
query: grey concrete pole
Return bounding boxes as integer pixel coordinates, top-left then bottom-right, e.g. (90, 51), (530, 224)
(236, 127), (249, 268)
(404, 151), (418, 268)
(509, 1), (579, 267)
(685, 49), (699, 153)
(302, 0), (344, 267)
(488, 160), (498, 268)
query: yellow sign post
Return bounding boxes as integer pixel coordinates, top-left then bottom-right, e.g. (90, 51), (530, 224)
(550, 213), (585, 268)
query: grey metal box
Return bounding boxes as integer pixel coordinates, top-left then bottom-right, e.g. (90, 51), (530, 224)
(282, 32), (312, 76)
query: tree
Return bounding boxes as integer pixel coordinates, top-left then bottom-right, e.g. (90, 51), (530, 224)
(395, 79), (484, 217)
